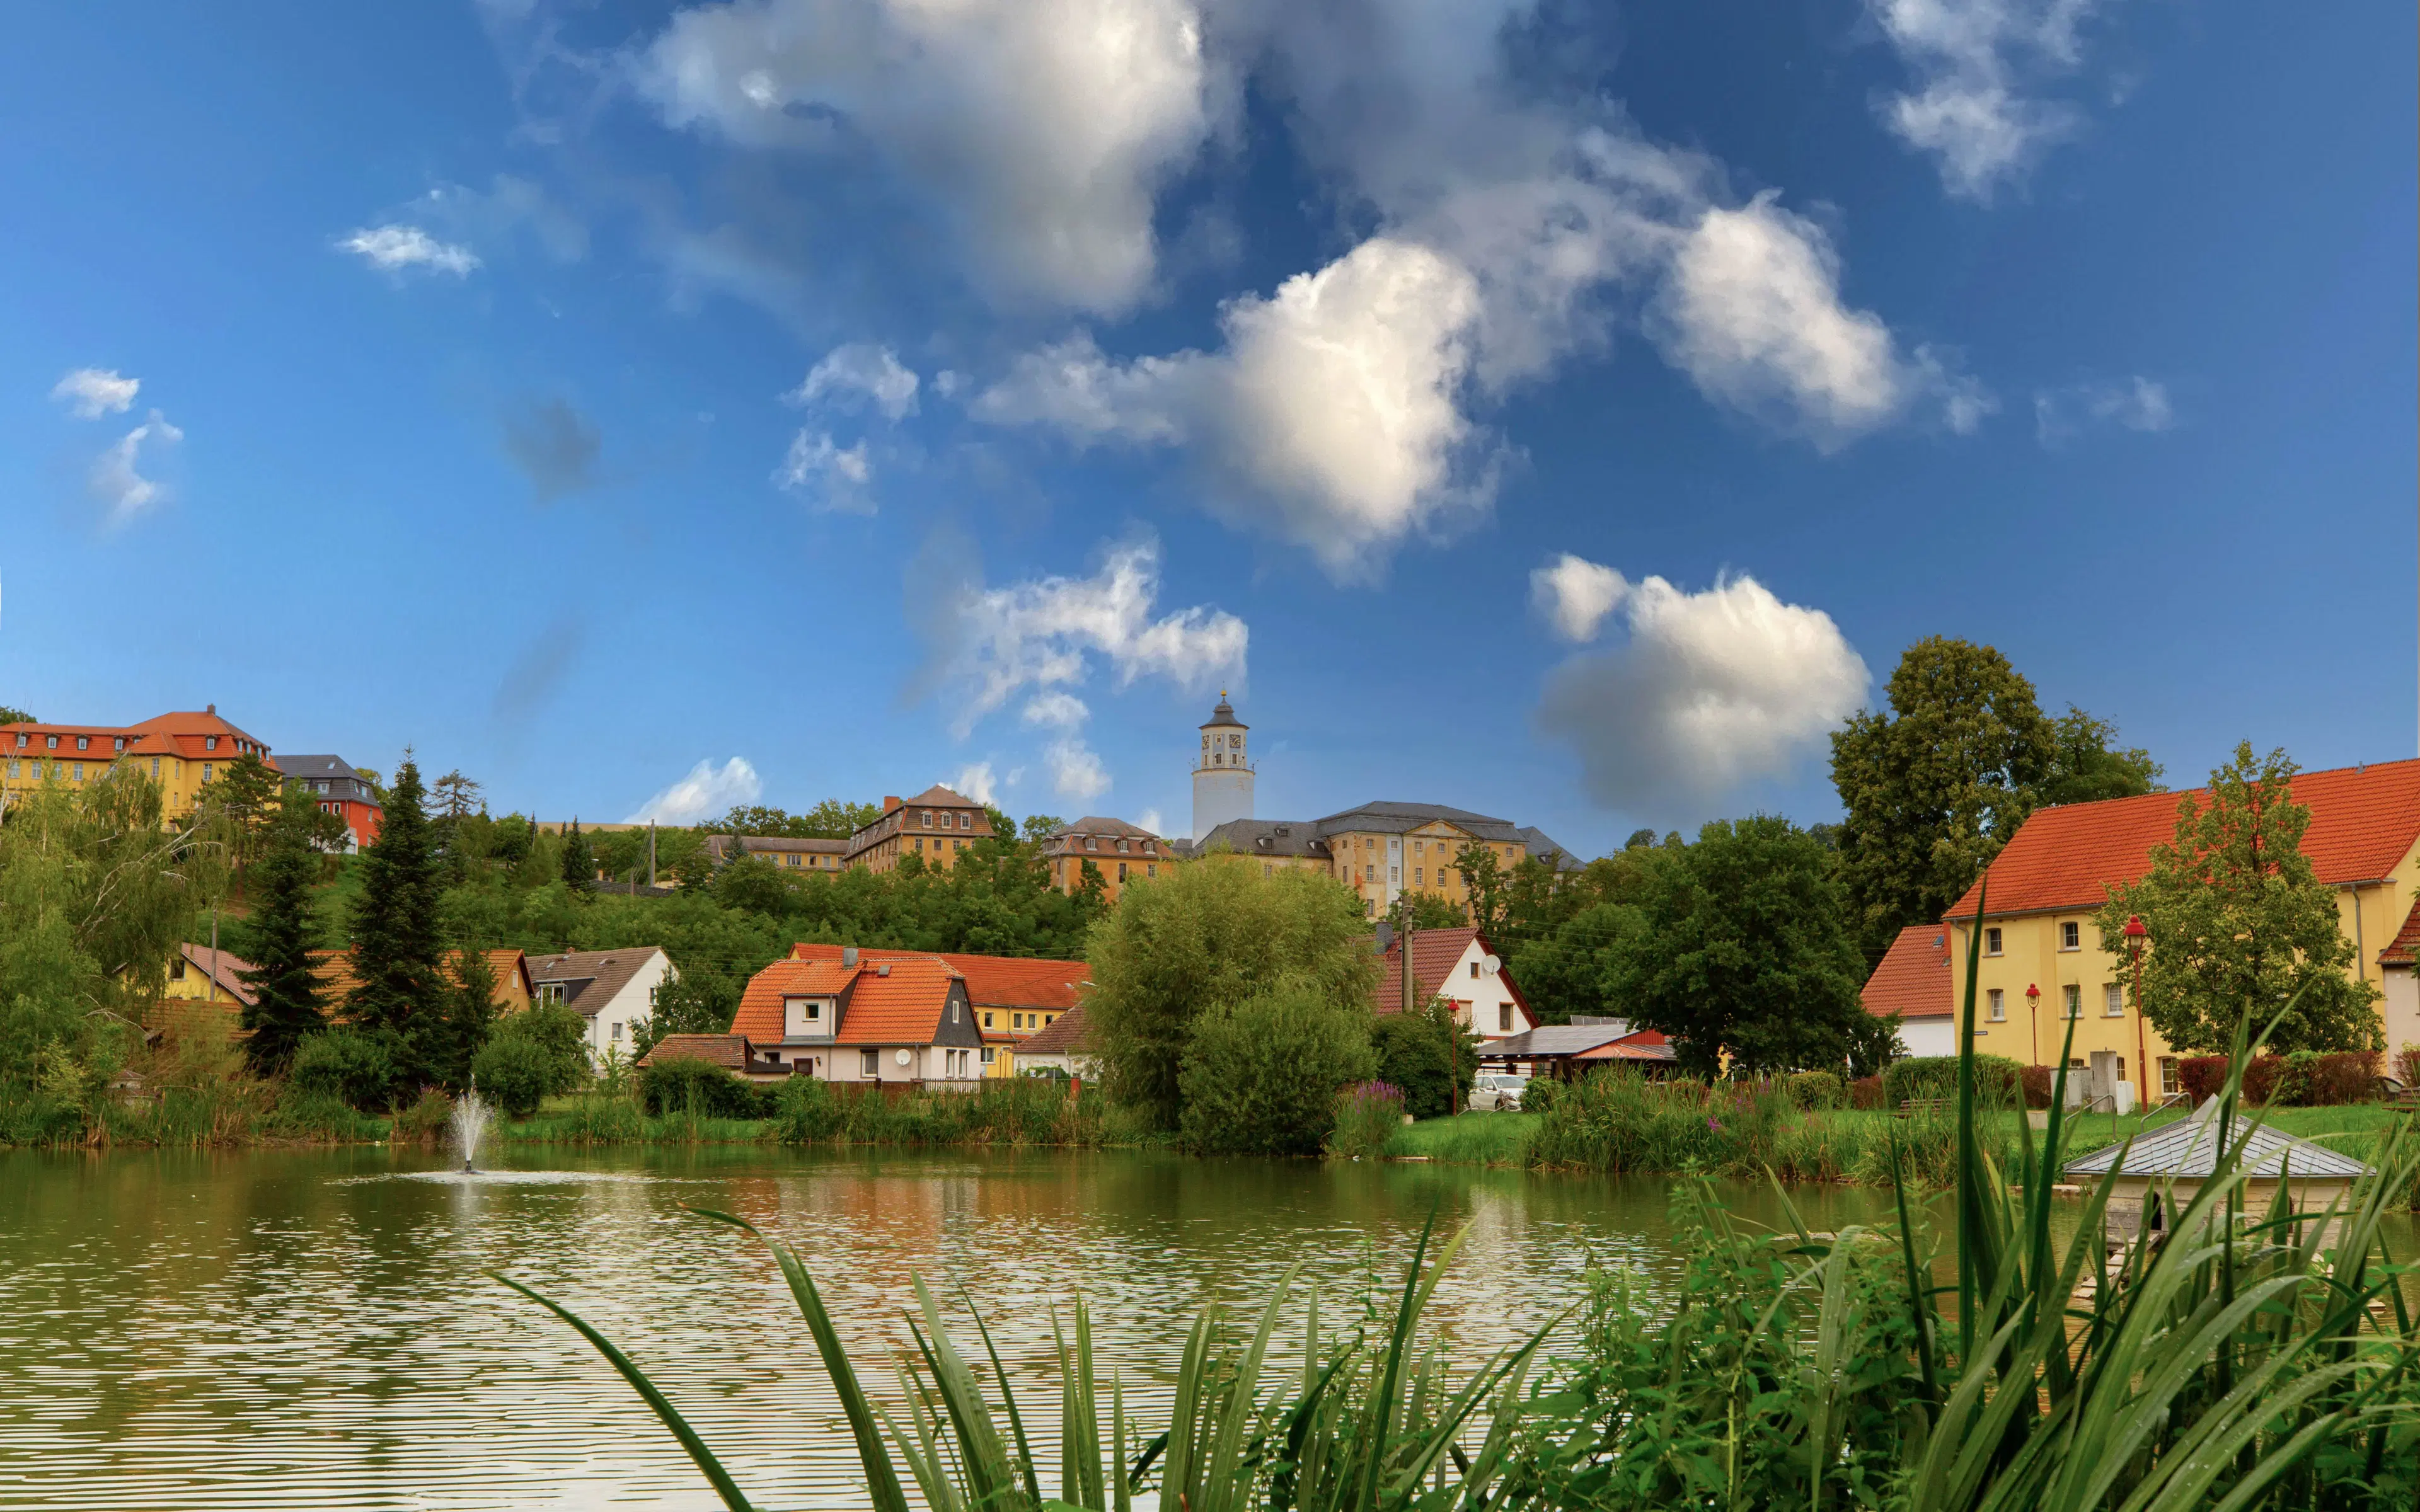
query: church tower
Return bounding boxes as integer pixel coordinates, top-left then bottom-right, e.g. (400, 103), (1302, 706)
(1191, 692), (1253, 839)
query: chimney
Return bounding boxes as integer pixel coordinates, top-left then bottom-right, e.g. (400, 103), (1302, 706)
(843, 946), (859, 968)
(206, 703), (216, 714)
(877, 963), (892, 978)
(884, 795), (902, 814)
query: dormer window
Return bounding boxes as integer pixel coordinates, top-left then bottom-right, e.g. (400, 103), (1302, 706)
(1116, 838), (1129, 852)
(112, 738), (124, 752)
(1085, 837), (1097, 850)
(76, 736), (88, 750)
(45, 735), (58, 749)
(959, 812), (971, 829)
(205, 736), (218, 752)
(921, 810), (933, 828)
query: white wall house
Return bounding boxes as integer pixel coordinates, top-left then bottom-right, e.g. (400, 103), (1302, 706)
(529, 947), (677, 1064)
(1376, 927), (1536, 1040)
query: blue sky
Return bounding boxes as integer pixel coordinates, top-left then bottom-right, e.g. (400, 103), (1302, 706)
(2, 2), (2411, 854)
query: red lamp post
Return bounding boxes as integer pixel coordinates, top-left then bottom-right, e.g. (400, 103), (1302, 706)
(2124, 914), (2151, 1107)
(2025, 983), (2043, 1067)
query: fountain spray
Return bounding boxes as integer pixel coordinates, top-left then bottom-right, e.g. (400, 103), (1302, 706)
(451, 1079), (493, 1175)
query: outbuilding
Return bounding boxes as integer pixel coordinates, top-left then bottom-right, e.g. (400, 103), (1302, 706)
(2063, 1096), (2373, 1240)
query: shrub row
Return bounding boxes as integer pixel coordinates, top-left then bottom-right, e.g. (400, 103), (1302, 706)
(2175, 1050), (2380, 1107)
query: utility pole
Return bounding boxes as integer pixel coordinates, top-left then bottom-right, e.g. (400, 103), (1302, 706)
(647, 821), (657, 889)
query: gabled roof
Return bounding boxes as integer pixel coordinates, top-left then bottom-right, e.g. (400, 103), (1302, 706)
(1864, 924), (1954, 1022)
(831, 956), (965, 1045)
(788, 943), (1088, 1011)
(731, 958), (864, 1041)
(178, 944), (259, 1007)
(2378, 896), (2420, 968)
(1946, 759), (2420, 921)
(1020, 1002), (1094, 1056)
(639, 1033), (752, 1071)
(1372, 927), (1530, 1021)
(1311, 801), (1526, 844)
(2065, 1097), (2372, 1179)
(527, 947), (667, 1017)
(311, 949), (532, 1008)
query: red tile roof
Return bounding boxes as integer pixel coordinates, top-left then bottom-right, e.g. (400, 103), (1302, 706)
(732, 958), (864, 1041)
(1372, 927), (1529, 1021)
(1019, 1002), (1093, 1056)
(309, 949), (532, 1010)
(1862, 924), (1954, 1021)
(1944, 759), (2420, 922)
(2378, 896), (2420, 968)
(639, 1033), (751, 1070)
(178, 944), (259, 1007)
(788, 944), (1088, 1011)
(831, 956), (963, 1045)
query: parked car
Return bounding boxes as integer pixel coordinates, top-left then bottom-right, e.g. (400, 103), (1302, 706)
(1468, 1072), (1529, 1111)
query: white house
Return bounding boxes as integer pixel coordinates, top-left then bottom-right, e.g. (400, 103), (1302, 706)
(1862, 924), (1961, 1059)
(529, 946), (677, 1064)
(1374, 926), (1536, 1039)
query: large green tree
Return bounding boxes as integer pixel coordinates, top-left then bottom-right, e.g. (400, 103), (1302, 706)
(560, 819), (594, 893)
(2095, 743), (2379, 1055)
(1086, 861), (1375, 1130)
(1609, 816), (1870, 1077)
(235, 783), (328, 1072)
(1831, 637), (2160, 964)
(347, 757), (446, 1051)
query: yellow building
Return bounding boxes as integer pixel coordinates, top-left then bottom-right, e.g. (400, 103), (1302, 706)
(1193, 801), (1574, 919)
(1037, 816), (1170, 904)
(844, 786), (996, 873)
(1937, 759), (2420, 1104)
(1, 706), (277, 819)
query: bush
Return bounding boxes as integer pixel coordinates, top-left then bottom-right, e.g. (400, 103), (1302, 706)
(472, 1033), (556, 1118)
(1177, 979), (1376, 1157)
(290, 1028), (406, 1112)
(1519, 1077), (1559, 1118)
(1370, 1004), (1478, 1121)
(2020, 1064), (2054, 1109)
(1848, 1075), (1884, 1111)
(771, 1074), (843, 1143)
(639, 1055), (763, 1118)
(1329, 1082), (1404, 1159)
(1881, 1054), (2021, 1109)
(2271, 1048), (2379, 1106)
(490, 1003), (591, 1097)
(393, 1087), (454, 1145)
(2177, 1055), (2231, 1104)
(1783, 1070), (1845, 1110)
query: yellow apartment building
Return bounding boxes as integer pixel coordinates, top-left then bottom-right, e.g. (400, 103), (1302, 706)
(844, 785), (996, 873)
(1, 706), (276, 818)
(1037, 816), (1170, 904)
(1193, 801), (1574, 919)
(1939, 758), (2420, 1103)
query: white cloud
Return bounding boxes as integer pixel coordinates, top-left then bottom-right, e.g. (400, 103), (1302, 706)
(1868, 0), (2102, 200)
(2034, 375), (2172, 445)
(338, 224), (481, 276)
(977, 237), (1490, 578)
(627, 756), (766, 823)
(1536, 572), (1870, 813)
(775, 430), (874, 510)
(640, 0), (1216, 314)
(934, 537), (1246, 736)
(950, 762), (999, 806)
(1530, 553), (1630, 643)
(89, 410), (183, 527)
(790, 343), (920, 420)
(1654, 194), (1973, 445)
(1136, 806), (1165, 837)
(1046, 736), (1111, 803)
(1021, 692), (1090, 729)
(51, 368), (139, 419)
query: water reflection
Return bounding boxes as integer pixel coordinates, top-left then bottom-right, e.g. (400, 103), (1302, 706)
(3, 1147), (2398, 1511)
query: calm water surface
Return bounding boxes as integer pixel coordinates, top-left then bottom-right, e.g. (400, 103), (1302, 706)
(4, 1143), (2383, 1511)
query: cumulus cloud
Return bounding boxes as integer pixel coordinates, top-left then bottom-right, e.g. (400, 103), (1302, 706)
(950, 762), (999, 806)
(640, 0), (1216, 313)
(2034, 375), (2172, 445)
(1531, 554), (1630, 643)
(929, 536), (1245, 736)
(977, 237), (1490, 578)
(89, 411), (183, 527)
(790, 343), (920, 420)
(628, 757), (764, 823)
(1535, 568), (1870, 813)
(338, 224), (481, 275)
(51, 368), (139, 418)
(1022, 692), (1091, 729)
(501, 398), (603, 500)
(1046, 736), (1111, 802)
(775, 430), (874, 510)
(1868, 0), (2104, 200)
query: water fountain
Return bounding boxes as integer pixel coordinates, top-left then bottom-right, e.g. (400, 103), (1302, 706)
(451, 1085), (493, 1174)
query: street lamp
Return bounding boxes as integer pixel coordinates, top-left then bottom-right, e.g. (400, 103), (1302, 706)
(2025, 983), (2042, 1067)
(2124, 914), (2151, 1109)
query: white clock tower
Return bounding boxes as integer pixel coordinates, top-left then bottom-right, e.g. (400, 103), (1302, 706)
(1191, 693), (1253, 839)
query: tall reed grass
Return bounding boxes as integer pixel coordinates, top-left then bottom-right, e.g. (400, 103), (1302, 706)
(502, 883), (2420, 1508)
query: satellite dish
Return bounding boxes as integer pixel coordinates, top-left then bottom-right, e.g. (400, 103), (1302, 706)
(895, 1048), (913, 1067)
(1480, 954), (1502, 975)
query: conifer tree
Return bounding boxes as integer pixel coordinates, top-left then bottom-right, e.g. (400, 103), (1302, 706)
(560, 819), (594, 893)
(348, 756), (445, 1060)
(237, 784), (327, 1072)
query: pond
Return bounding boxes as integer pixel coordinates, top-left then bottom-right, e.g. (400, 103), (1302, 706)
(1, 1144), (2403, 1510)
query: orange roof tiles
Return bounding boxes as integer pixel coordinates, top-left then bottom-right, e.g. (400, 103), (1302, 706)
(831, 956), (962, 1045)
(2378, 896), (2420, 968)
(788, 943), (1088, 1011)
(1862, 924), (1953, 1021)
(732, 958), (864, 1041)
(1944, 759), (2420, 922)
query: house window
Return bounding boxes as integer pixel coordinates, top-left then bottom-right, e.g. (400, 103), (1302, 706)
(921, 810), (933, 827)
(2063, 984), (2081, 1019)
(1146, 864), (1156, 877)
(1498, 1004), (1512, 1032)
(170, 957), (187, 980)
(113, 738), (124, 752)
(1983, 927), (2003, 956)
(72, 763), (83, 781)
(2158, 1057), (2179, 1096)
(1414, 868), (1424, 886)
(981, 1046), (995, 1065)
(2060, 921), (2080, 951)
(1117, 862), (1127, 881)
(1390, 867), (1400, 883)
(202, 762), (213, 782)
(150, 759), (159, 777)
(205, 736), (217, 752)
(1469, 962), (1480, 978)
(861, 1049), (879, 1077)
(76, 736), (88, 751)
(983, 1011), (994, 1028)
(611, 1021), (623, 1041)
(44, 735), (57, 748)
(2104, 983), (2125, 1017)
(1987, 988), (2005, 1021)
(1085, 837), (1097, 850)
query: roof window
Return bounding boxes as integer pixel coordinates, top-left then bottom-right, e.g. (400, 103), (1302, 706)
(205, 736), (218, 752)
(76, 736), (88, 750)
